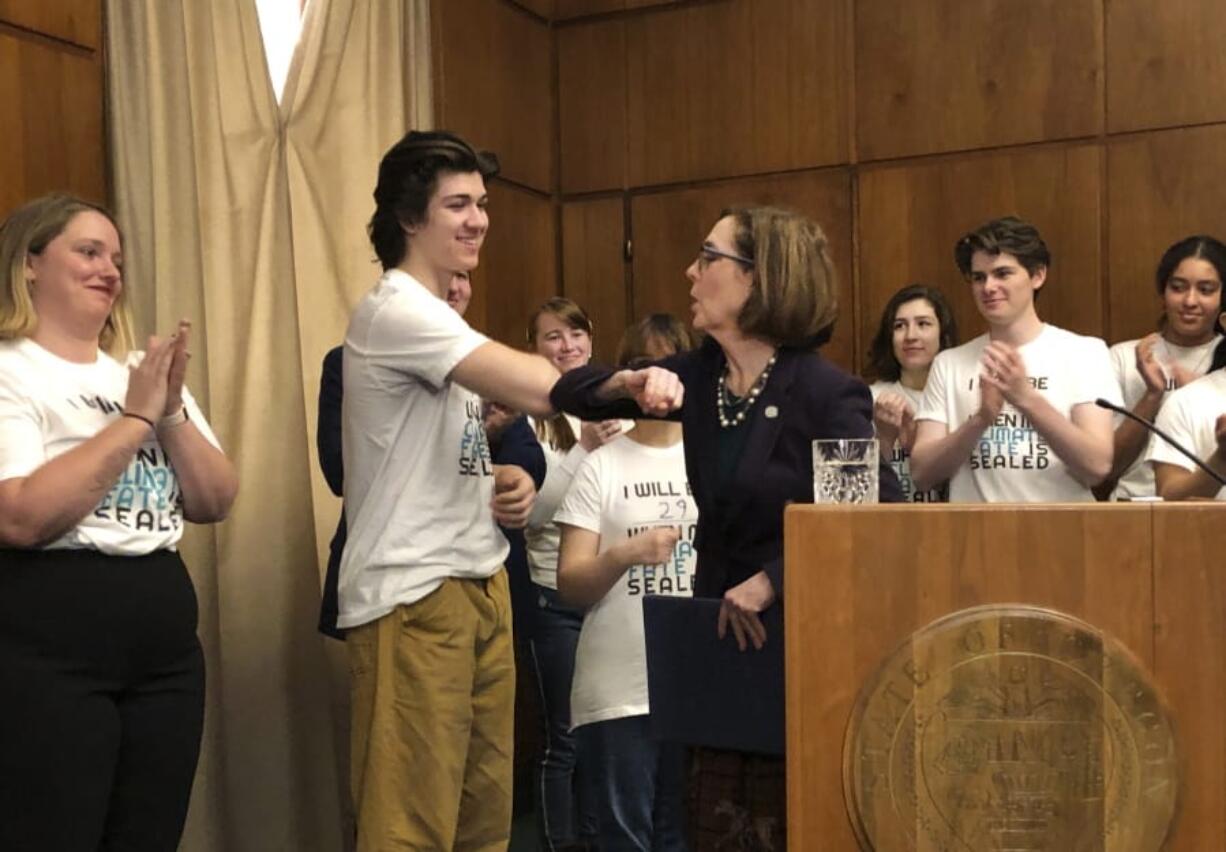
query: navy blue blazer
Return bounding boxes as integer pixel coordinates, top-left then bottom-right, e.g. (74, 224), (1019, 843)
(315, 345), (546, 638)
(550, 339), (902, 599)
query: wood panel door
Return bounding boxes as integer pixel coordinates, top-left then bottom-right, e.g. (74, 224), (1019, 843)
(432, 0), (554, 193)
(562, 197), (628, 366)
(469, 181), (558, 348)
(1108, 0), (1226, 133)
(624, 0), (850, 188)
(0, 29), (105, 216)
(558, 18), (628, 194)
(0, 0), (99, 49)
(855, 0), (1103, 161)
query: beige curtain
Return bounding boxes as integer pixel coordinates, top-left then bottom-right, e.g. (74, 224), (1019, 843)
(105, 1), (432, 848)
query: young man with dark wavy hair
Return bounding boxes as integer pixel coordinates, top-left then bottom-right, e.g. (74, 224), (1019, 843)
(340, 130), (558, 850)
(910, 216), (1120, 502)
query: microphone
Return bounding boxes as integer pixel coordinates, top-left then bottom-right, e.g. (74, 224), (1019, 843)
(1094, 397), (1226, 488)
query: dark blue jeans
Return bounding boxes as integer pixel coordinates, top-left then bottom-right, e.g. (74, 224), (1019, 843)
(529, 583), (592, 849)
(577, 715), (688, 851)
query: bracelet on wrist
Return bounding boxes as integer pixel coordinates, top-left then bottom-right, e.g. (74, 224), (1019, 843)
(158, 405), (190, 430)
(122, 411), (156, 430)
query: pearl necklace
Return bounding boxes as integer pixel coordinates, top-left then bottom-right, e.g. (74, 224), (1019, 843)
(717, 352), (778, 428)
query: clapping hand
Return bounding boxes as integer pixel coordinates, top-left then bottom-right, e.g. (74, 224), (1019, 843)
(579, 419), (622, 452)
(874, 392), (916, 451)
(1134, 333), (1168, 396)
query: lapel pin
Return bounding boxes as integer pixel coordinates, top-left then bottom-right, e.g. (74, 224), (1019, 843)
(764, 405), (779, 419)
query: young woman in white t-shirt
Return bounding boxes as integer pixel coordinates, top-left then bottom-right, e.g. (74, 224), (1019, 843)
(1149, 329), (1226, 501)
(1104, 235), (1225, 499)
(524, 297), (622, 848)
(0, 194), (238, 850)
(865, 284), (959, 502)
(555, 313), (696, 852)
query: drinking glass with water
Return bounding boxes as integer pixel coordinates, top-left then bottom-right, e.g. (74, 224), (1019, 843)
(812, 439), (879, 504)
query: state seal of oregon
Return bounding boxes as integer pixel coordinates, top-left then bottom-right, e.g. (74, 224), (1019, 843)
(842, 605), (1178, 851)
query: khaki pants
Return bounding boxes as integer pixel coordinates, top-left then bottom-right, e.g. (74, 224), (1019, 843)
(347, 572), (514, 851)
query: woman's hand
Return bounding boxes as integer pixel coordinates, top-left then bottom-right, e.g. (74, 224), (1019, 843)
(615, 367), (684, 416)
(718, 570), (776, 651)
(579, 419), (622, 452)
(625, 526), (680, 565)
(124, 334), (176, 422)
(163, 320), (191, 416)
(874, 393), (916, 451)
(1134, 333), (1168, 396)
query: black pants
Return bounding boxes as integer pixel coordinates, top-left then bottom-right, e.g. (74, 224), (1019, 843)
(0, 548), (205, 852)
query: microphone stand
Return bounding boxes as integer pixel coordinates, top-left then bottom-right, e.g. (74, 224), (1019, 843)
(1094, 397), (1226, 489)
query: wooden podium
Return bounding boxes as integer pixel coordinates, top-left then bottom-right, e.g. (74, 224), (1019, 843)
(784, 502), (1226, 851)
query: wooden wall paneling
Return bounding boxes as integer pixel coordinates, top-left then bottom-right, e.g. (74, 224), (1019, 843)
(1106, 125), (1226, 345)
(785, 503), (1154, 850)
(557, 18), (627, 193)
(1107, 0), (1226, 133)
(432, 0), (554, 193)
(555, 0), (679, 21)
(629, 168), (856, 370)
(0, 0), (99, 49)
(555, 0), (625, 17)
(508, 0), (554, 20)
(857, 144), (1104, 359)
(0, 31), (105, 218)
(1153, 504), (1226, 851)
(625, 0), (849, 188)
(855, 0), (1102, 162)
(561, 197), (628, 365)
(468, 181), (559, 348)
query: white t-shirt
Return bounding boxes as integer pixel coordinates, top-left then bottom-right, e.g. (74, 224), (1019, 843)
(0, 337), (222, 555)
(1146, 369), (1226, 500)
(869, 380), (947, 503)
(554, 434), (696, 729)
(916, 325), (1121, 503)
(338, 268), (508, 629)
(525, 414), (590, 590)
(524, 414), (633, 589)
(1108, 335), (1222, 500)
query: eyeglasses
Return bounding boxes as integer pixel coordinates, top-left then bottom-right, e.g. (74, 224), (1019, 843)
(696, 244), (754, 270)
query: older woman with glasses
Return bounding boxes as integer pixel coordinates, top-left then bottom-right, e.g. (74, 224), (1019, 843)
(550, 206), (900, 850)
